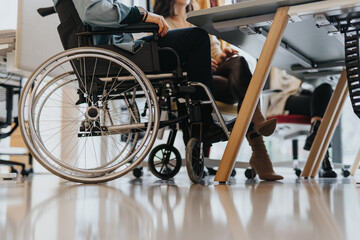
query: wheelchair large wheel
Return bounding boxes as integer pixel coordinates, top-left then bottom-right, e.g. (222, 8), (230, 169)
(148, 144), (182, 180)
(19, 47), (159, 183)
(186, 138), (204, 183)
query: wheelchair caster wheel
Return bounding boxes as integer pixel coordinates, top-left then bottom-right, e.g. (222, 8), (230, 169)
(294, 168), (302, 177)
(341, 169), (350, 178)
(244, 168), (256, 179)
(186, 138), (204, 183)
(133, 167), (143, 178)
(148, 144), (182, 180)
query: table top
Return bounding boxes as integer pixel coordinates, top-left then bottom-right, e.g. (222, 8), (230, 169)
(187, 0), (320, 27)
(187, 0), (360, 81)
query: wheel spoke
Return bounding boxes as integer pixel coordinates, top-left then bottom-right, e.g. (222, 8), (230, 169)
(159, 164), (165, 173)
(168, 162), (176, 168)
(23, 50), (158, 183)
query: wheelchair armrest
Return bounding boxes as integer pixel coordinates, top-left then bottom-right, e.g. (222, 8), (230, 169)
(37, 7), (56, 17)
(75, 23), (159, 38)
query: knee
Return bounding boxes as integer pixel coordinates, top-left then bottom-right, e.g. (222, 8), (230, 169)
(232, 56), (252, 82)
(190, 27), (210, 45)
(239, 56), (252, 75)
(315, 83), (333, 95)
(239, 56), (247, 65)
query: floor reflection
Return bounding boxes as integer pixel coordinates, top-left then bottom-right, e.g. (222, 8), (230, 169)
(2, 179), (155, 240)
(1, 173), (360, 240)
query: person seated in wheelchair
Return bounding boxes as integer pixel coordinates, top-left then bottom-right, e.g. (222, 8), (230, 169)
(267, 68), (337, 178)
(52, 0), (222, 136)
(154, 0), (283, 180)
(51, 0), (282, 181)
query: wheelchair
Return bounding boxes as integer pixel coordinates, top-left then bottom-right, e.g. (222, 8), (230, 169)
(19, 0), (234, 183)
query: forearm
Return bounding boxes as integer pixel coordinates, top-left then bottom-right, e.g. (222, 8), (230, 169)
(72, 0), (142, 28)
(72, 0), (168, 37)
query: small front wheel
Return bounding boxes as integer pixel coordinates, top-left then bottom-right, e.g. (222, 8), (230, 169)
(133, 166), (143, 178)
(148, 144), (182, 180)
(186, 138), (204, 183)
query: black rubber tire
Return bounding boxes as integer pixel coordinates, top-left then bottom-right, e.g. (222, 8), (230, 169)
(148, 144), (182, 180)
(133, 167), (143, 178)
(295, 168), (302, 177)
(244, 168), (256, 179)
(342, 169), (350, 178)
(186, 138), (204, 183)
(21, 169), (32, 176)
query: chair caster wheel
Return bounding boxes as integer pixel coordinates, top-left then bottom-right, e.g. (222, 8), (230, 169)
(133, 167), (143, 178)
(10, 167), (18, 174)
(294, 168), (302, 177)
(206, 167), (217, 176)
(244, 168), (256, 179)
(21, 169), (32, 176)
(341, 169), (350, 178)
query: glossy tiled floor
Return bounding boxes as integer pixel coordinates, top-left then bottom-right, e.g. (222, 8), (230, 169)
(1, 168), (360, 240)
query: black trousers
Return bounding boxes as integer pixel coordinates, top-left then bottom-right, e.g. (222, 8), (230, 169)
(142, 27), (213, 100)
(142, 27), (214, 138)
(284, 83), (333, 118)
(212, 56), (252, 104)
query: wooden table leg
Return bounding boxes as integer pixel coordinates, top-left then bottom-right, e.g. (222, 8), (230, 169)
(301, 70), (348, 178)
(310, 82), (348, 178)
(214, 7), (290, 182)
(350, 147), (360, 176)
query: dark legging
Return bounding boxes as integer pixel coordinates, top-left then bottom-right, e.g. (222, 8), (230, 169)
(284, 83), (333, 118)
(142, 27), (214, 131)
(141, 27), (213, 100)
(212, 56), (252, 104)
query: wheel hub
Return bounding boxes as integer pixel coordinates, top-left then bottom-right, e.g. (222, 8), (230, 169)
(85, 106), (100, 121)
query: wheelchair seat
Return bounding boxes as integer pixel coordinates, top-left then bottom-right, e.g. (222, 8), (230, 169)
(54, 0), (164, 75)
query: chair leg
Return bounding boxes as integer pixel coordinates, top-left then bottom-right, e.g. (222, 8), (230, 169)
(292, 139), (301, 177)
(350, 148), (360, 176)
(301, 70), (348, 178)
(292, 139), (298, 161)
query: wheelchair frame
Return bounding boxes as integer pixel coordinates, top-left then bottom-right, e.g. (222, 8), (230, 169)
(19, 2), (232, 183)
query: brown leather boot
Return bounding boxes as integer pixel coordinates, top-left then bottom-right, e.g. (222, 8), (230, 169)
(247, 124), (283, 181)
(251, 104), (277, 136)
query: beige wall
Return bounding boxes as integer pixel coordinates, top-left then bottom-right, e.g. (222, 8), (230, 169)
(0, 0), (17, 30)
